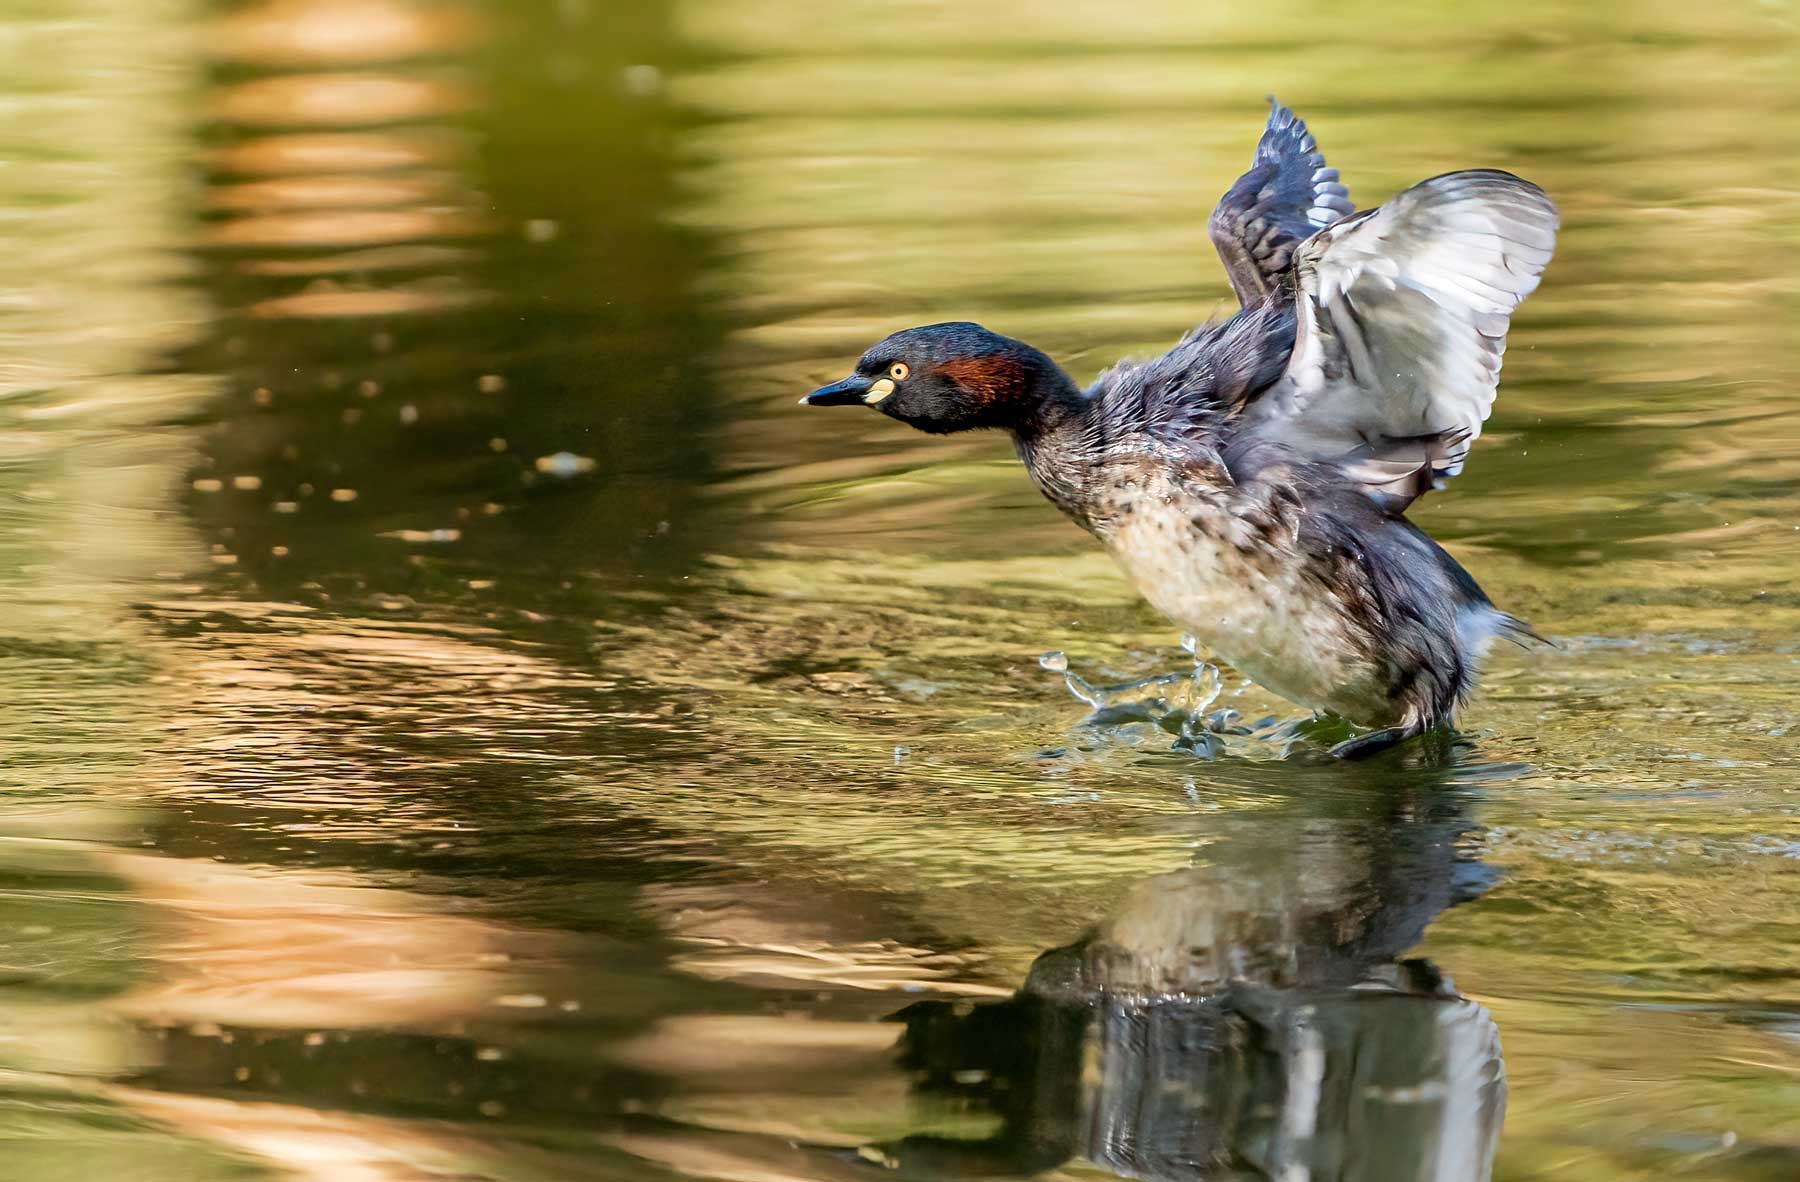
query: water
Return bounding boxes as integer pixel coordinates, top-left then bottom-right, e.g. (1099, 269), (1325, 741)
(2, 1), (1798, 1178)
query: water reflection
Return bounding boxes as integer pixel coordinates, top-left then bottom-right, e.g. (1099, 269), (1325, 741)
(186, 0), (719, 598)
(83, 0), (728, 1173)
(893, 774), (1503, 1181)
(201, 0), (487, 317)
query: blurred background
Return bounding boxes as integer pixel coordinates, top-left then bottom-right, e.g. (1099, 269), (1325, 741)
(1, 1), (1797, 1179)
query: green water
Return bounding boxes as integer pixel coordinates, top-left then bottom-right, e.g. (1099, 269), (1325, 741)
(2, 1), (1797, 1179)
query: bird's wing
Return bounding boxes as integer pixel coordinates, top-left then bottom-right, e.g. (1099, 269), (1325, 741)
(1234, 169), (1558, 511)
(1208, 99), (1355, 307)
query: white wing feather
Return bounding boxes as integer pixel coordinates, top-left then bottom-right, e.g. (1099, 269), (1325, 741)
(1244, 169), (1558, 503)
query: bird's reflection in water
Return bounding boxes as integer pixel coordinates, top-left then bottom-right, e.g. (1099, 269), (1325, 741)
(887, 770), (1506, 1182)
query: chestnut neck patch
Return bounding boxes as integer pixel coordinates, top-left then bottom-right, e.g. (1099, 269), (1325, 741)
(937, 354), (1031, 405)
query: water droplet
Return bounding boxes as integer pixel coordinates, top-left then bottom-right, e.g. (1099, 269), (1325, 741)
(381, 528), (462, 544)
(534, 451), (597, 477)
(621, 64), (663, 96)
(1039, 651), (1068, 672)
(1179, 633), (1198, 655)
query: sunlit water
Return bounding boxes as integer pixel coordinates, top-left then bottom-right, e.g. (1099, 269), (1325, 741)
(2, 1), (1798, 1179)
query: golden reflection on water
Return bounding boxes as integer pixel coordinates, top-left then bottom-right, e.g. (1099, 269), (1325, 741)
(106, 852), (569, 1031)
(205, 130), (463, 174)
(204, 208), (482, 248)
(106, 1087), (590, 1182)
(207, 174), (459, 213)
(201, 0), (490, 319)
(212, 71), (479, 126)
(206, 0), (484, 66)
(244, 279), (487, 317)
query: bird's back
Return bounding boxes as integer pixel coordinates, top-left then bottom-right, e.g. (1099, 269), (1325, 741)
(1080, 303), (1295, 462)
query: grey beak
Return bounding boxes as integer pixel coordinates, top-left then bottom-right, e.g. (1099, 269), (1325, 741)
(801, 375), (872, 406)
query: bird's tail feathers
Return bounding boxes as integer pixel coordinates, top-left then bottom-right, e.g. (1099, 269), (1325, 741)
(1495, 612), (1554, 650)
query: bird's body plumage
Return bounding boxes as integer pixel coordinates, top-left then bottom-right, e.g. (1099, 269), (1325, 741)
(1011, 305), (1523, 739)
(804, 100), (1558, 755)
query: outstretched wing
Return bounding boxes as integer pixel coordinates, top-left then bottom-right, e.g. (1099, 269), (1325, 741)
(1234, 169), (1559, 511)
(1208, 99), (1355, 307)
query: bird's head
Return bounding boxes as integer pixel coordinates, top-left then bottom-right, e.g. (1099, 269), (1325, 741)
(801, 322), (1075, 435)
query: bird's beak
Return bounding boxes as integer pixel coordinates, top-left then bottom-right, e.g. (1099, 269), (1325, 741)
(801, 374), (893, 406)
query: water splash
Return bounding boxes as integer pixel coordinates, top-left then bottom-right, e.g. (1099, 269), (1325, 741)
(1047, 643), (1237, 756)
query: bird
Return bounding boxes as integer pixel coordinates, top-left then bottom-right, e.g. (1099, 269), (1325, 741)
(801, 99), (1558, 758)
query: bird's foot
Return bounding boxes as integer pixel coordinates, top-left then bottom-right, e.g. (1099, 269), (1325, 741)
(1327, 725), (1421, 760)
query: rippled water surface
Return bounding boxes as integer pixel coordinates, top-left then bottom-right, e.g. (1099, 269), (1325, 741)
(3, 2), (1798, 1179)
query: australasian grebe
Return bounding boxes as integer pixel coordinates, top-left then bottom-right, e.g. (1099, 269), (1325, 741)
(802, 100), (1558, 758)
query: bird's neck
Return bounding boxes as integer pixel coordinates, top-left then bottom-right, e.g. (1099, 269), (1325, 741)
(1010, 377), (1104, 532)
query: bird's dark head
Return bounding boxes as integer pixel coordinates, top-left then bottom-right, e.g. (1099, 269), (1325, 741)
(801, 322), (1077, 435)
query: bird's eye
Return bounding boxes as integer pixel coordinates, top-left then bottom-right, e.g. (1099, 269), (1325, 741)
(888, 362), (909, 381)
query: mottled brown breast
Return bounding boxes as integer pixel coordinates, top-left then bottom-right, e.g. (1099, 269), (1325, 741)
(1086, 453), (1231, 536)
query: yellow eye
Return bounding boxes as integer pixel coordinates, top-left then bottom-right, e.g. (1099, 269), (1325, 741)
(888, 362), (909, 381)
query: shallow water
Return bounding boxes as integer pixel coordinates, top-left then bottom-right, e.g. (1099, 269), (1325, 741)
(2, 1), (1798, 1178)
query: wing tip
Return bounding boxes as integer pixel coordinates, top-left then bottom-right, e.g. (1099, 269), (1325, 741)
(1259, 95), (1314, 155)
(1256, 96), (1354, 224)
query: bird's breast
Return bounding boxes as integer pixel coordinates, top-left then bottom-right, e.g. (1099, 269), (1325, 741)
(1098, 477), (1398, 726)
